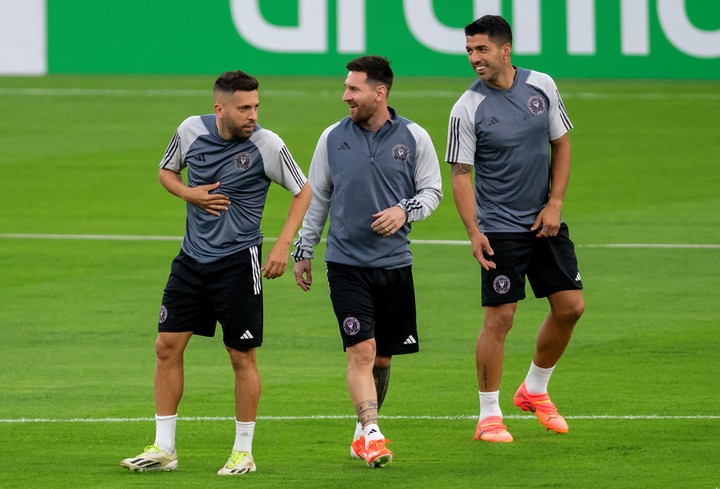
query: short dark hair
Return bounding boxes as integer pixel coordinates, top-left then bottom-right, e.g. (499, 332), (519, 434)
(345, 55), (394, 94)
(464, 15), (513, 47)
(214, 70), (259, 94)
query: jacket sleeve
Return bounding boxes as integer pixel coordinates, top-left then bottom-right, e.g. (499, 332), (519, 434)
(398, 123), (443, 223)
(292, 127), (333, 261)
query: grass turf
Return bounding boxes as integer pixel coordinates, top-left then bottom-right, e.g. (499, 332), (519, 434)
(0, 75), (718, 488)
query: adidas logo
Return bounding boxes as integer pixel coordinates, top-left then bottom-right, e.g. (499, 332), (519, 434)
(488, 116), (500, 126)
(575, 272), (582, 282)
(240, 330), (254, 340)
(403, 335), (417, 345)
(338, 142), (351, 150)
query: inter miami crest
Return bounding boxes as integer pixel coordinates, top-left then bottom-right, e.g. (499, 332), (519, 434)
(391, 144), (410, 162)
(527, 96), (546, 115)
(493, 275), (511, 294)
(342, 316), (361, 336)
(234, 152), (253, 170)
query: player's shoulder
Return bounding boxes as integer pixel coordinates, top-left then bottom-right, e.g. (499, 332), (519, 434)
(451, 81), (487, 115)
(177, 114), (210, 133)
(323, 118), (350, 139)
(396, 114), (432, 141)
(250, 124), (284, 147)
(523, 68), (559, 93)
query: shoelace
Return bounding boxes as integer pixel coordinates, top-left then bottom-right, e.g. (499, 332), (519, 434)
(229, 451), (250, 466)
(144, 443), (162, 454)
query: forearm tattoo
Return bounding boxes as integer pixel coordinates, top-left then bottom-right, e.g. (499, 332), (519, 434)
(451, 163), (473, 177)
(355, 400), (379, 427)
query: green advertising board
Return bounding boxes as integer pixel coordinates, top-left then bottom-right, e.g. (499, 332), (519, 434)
(47, 0), (719, 78)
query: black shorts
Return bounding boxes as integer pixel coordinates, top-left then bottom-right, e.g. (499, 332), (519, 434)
(158, 246), (263, 351)
(326, 262), (418, 356)
(481, 223), (583, 306)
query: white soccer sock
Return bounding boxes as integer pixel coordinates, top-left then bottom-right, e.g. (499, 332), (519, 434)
(524, 362), (555, 394)
(479, 390), (502, 420)
(154, 414), (177, 454)
(353, 421), (363, 441)
(363, 423), (384, 444)
(233, 421), (255, 454)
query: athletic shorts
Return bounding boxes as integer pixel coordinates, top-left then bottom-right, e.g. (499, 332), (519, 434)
(481, 223), (583, 306)
(158, 246), (263, 351)
(326, 262), (419, 356)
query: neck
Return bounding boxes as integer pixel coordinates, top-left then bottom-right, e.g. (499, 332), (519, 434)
(359, 106), (391, 132)
(486, 65), (516, 91)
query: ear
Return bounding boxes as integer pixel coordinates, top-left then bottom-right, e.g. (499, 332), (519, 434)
(503, 42), (512, 59)
(214, 102), (223, 118)
(376, 84), (387, 101)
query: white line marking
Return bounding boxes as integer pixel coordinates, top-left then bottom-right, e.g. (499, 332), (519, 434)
(0, 233), (182, 241)
(1, 414), (718, 424)
(1, 87), (718, 100)
(1, 233), (719, 249)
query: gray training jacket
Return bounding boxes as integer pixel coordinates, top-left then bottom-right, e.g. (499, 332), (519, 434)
(294, 107), (442, 269)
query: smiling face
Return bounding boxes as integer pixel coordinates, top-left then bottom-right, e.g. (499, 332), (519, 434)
(214, 89), (259, 141)
(466, 33), (513, 89)
(342, 70), (385, 129)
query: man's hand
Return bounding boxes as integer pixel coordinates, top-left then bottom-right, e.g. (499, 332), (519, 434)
(184, 182), (231, 217)
(531, 200), (562, 238)
(262, 242), (289, 279)
(470, 232), (496, 271)
(371, 206), (407, 237)
(293, 259), (312, 291)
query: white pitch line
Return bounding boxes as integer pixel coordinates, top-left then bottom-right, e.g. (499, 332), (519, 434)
(0, 87), (718, 101)
(0, 233), (182, 241)
(1, 414), (718, 424)
(1, 233), (719, 249)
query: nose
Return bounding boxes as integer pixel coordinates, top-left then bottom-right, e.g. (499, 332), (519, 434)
(342, 88), (352, 102)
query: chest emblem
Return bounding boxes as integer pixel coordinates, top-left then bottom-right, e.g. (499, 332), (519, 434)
(234, 152), (253, 171)
(527, 96), (546, 115)
(391, 144), (410, 162)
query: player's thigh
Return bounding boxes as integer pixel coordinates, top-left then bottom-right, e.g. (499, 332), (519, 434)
(481, 232), (535, 306)
(374, 266), (418, 356)
(209, 246), (264, 350)
(326, 262), (376, 350)
(159, 251), (215, 334)
(527, 224), (583, 298)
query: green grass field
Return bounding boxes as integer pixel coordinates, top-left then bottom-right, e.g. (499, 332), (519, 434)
(1, 75), (719, 488)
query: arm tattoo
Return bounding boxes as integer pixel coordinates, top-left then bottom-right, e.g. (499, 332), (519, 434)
(451, 163), (473, 177)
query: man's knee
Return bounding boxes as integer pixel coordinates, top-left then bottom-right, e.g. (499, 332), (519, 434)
(155, 333), (188, 362)
(227, 347), (256, 371)
(551, 292), (585, 325)
(347, 340), (377, 369)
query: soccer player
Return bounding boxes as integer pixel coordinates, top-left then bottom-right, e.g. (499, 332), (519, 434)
(120, 70), (311, 474)
(292, 56), (442, 467)
(446, 15), (585, 442)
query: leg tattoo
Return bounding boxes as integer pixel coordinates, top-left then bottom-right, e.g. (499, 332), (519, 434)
(373, 365), (391, 411)
(355, 400), (379, 428)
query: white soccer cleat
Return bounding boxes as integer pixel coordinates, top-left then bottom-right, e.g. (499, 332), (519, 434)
(218, 450), (256, 475)
(120, 443), (178, 472)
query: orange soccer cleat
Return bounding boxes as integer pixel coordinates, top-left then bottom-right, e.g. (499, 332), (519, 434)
(474, 416), (513, 443)
(362, 438), (393, 468)
(514, 382), (569, 433)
